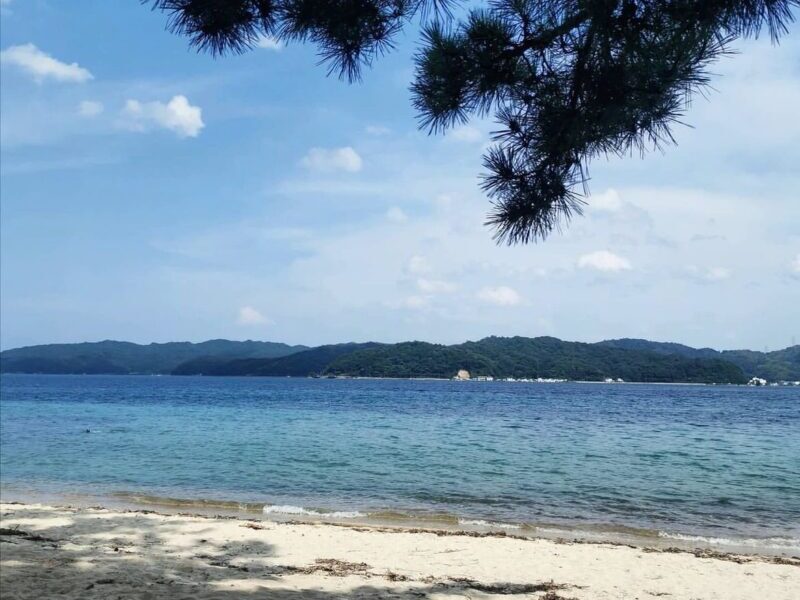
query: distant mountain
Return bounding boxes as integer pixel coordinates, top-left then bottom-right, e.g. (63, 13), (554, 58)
(4, 336), (796, 383)
(324, 336), (748, 384)
(596, 338), (720, 359)
(172, 343), (382, 376)
(324, 341), (498, 379)
(0, 340), (307, 375)
(598, 339), (800, 380)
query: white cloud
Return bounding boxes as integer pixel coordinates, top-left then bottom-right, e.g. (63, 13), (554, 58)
(448, 125), (483, 143)
(399, 295), (429, 310)
(256, 35), (282, 51)
(477, 286), (521, 306)
(578, 250), (632, 272)
(366, 125), (391, 136)
(236, 306), (270, 325)
(78, 100), (103, 117)
(0, 43), (92, 83)
(386, 206), (408, 223)
(417, 278), (456, 294)
(122, 95), (204, 138)
(433, 194), (454, 210)
(589, 188), (623, 212)
(793, 254), (800, 273)
(685, 265), (733, 282)
(407, 255), (432, 275)
(706, 266), (732, 281)
(301, 146), (362, 173)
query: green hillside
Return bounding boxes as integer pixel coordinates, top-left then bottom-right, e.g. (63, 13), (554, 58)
(0, 340), (307, 375)
(598, 339), (800, 380)
(172, 343), (382, 376)
(5, 335), (795, 384)
(323, 341), (498, 379)
(324, 336), (747, 383)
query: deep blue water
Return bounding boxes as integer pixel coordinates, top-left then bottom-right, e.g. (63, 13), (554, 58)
(1, 374), (798, 551)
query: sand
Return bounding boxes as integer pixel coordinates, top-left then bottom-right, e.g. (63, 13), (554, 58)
(1, 502), (798, 599)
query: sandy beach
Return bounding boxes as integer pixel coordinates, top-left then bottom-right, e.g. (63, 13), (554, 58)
(1, 502), (798, 600)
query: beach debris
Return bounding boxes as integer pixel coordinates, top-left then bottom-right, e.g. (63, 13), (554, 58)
(278, 560), (577, 597)
(640, 546), (799, 566)
(647, 546), (751, 564)
(85, 578), (116, 590)
(0, 527), (56, 543)
(443, 577), (569, 595)
(770, 556), (800, 566)
(208, 559), (249, 572)
(240, 521), (266, 530)
(540, 593), (579, 600)
(311, 558), (371, 577)
(281, 558), (372, 577)
(302, 520), (529, 541)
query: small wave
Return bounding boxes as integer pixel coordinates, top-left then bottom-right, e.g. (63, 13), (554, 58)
(458, 518), (522, 530)
(262, 504), (365, 519)
(658, 531), (800, 551)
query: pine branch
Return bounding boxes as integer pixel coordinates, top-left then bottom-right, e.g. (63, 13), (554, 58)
(148, 0), (799, 243)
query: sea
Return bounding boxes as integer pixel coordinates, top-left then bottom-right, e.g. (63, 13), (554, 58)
(1, 374), (798, 555)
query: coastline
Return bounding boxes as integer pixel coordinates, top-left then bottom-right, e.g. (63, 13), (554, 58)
(1, 501), (798, 600)
(0, 372), (757, 384)
(7, 371), (796, 387)
(3, 485), (799, 558)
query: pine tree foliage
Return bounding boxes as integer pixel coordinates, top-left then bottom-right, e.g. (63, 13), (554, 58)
(148, 1), (797, 243)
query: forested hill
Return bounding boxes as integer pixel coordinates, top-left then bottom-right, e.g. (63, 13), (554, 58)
(172, 343), (382, 377)
(0, 340), (307, 375)
(3, 336), (797, 383)
(598, 339), (800, 381)
(322, 337), (747, 384)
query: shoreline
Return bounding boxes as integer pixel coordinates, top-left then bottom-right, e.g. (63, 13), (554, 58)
(3, 486), (799, 558)
(4, 500), (798, 565)
(0, 371), (768, 385)
(1, 501), (798, 599)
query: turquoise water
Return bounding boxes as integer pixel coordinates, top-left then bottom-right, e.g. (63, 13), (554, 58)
(1, 374), (798, 552)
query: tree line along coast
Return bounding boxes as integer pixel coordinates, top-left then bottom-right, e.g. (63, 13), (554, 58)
(2, 336), (798, 385)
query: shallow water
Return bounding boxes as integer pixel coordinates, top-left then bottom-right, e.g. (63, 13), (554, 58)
(1, 374), (798, 553)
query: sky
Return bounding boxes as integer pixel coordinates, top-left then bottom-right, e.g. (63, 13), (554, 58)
(1, 1), (799, 352)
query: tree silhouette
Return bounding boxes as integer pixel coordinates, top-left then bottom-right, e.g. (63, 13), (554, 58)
(148, 1), (797, 243)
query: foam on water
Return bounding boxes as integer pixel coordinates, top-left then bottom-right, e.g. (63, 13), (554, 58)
(262, 504), (365, 519)
(458, 518), (522, 530)
(658, 531), (800, 552)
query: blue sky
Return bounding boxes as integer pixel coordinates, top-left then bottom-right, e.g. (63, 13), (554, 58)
(1, 0), (798, 351)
